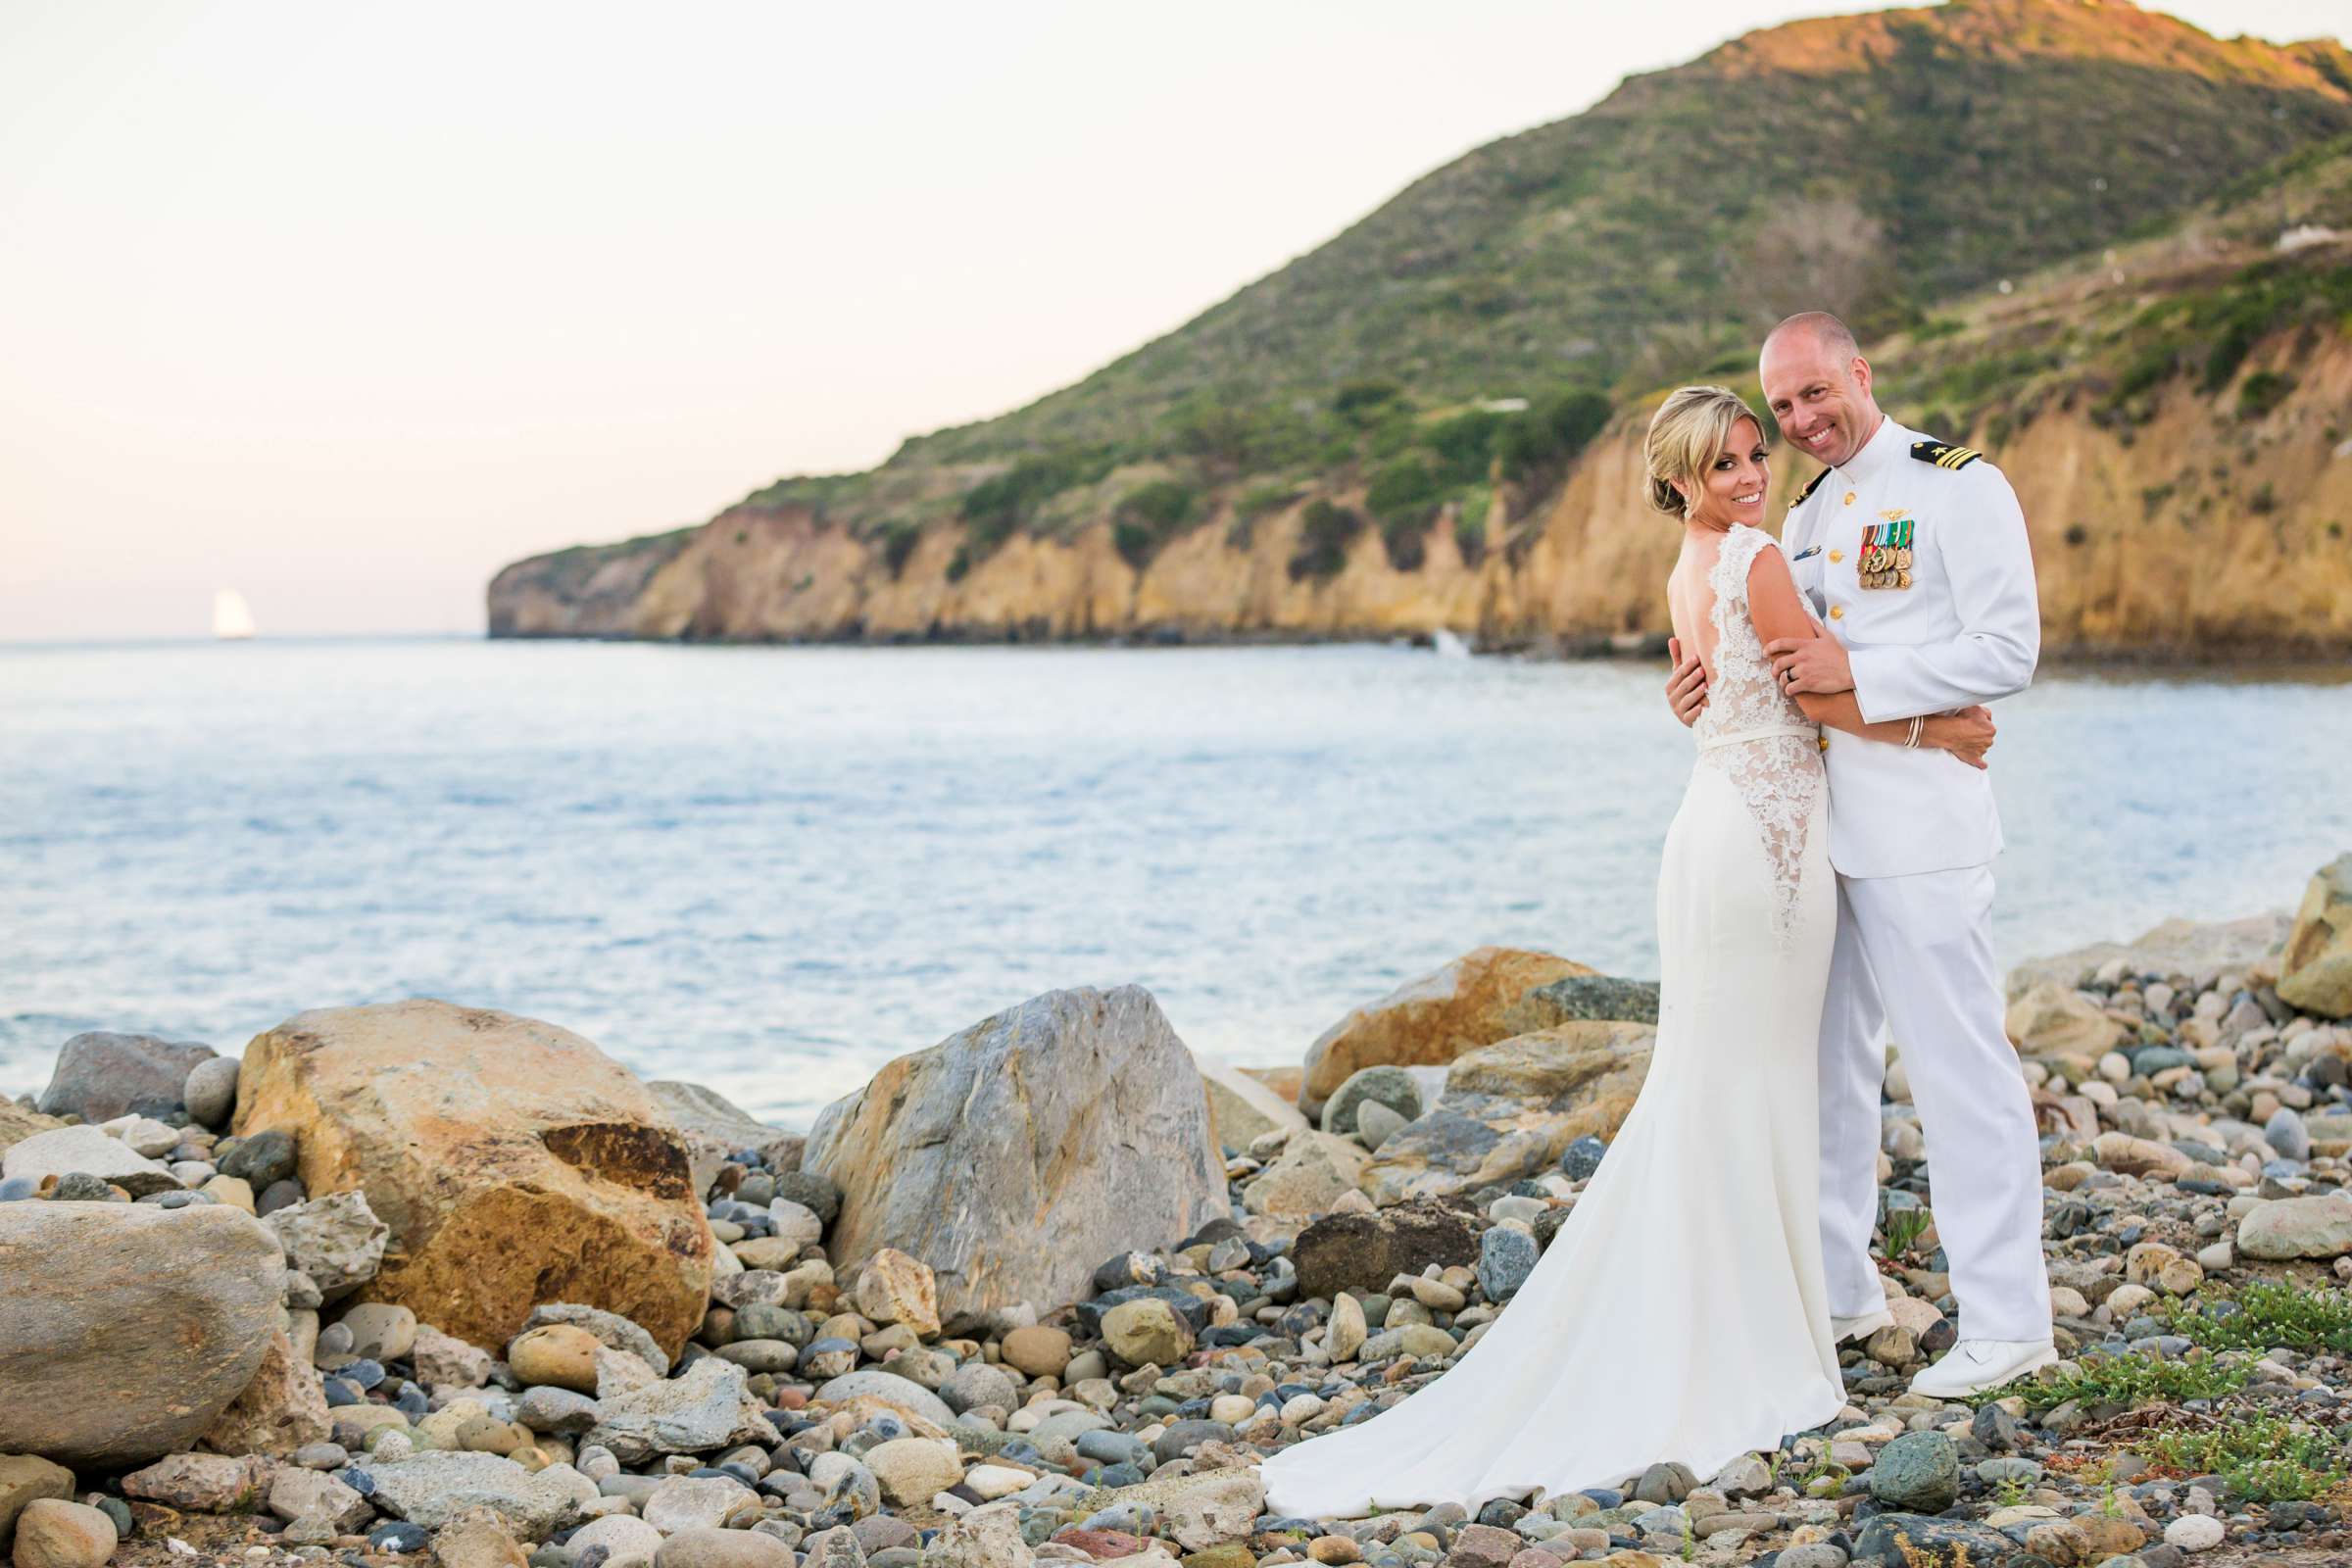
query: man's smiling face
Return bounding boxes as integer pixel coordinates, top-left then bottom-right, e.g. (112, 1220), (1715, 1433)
(1760, 324), (1880, 470)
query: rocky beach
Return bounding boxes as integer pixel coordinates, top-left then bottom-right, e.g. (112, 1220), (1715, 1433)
(6, 857), (2352, 1568)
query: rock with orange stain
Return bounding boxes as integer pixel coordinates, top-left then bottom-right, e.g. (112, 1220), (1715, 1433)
(233, 1000), (713, 1358)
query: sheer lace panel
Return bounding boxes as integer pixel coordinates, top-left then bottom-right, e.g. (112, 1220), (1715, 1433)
(1691, 526), (1824, 946)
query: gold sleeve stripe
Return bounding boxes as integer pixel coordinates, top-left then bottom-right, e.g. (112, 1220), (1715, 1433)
(1936, 447), (1980, 468)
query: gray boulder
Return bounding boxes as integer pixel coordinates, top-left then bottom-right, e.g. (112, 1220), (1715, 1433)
(36, 1032), (217, 1122)
(357, 1450), (583, 1539)
(586, 1357), (772, 1463)
(0, 1202), (284, 1465)
(1, 1124), (179, 1197)
(802, 986), (1224, 1328)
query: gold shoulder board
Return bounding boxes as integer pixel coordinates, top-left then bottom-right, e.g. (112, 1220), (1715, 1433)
(1909, 438), (1982, 469)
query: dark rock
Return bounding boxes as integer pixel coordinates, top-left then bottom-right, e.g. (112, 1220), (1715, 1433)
(1292, 1198), (1481, 1301)
(257, 1179), (305, 1216)
(1516, 975), (1660, 1027)
(36, 1032), (217, 1122)
(1850, 1513), (2012, 1566)
(220, 1129), (298, 1189)
(1151, 1419), (1235, 1465)
(1557, 1136), (1607, 1183)
(1868, 1432), (1958, 1513)
(768, 1171), (839, 1225)
(1476, 1227), (1538, 1301)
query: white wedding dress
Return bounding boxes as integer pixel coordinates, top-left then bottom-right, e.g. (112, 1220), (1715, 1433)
(1258, 525), (1846, 1519)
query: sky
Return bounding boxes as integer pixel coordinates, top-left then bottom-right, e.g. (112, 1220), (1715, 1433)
(3, 2), (2345, 639)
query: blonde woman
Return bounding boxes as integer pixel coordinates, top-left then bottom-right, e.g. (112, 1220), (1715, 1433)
(1257, 386), (1991, 1520)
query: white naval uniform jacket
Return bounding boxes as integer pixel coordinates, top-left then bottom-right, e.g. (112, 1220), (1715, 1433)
(1781, 416), (2040, 880)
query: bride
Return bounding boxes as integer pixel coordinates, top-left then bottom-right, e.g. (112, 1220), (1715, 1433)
(1256, 385), (1995, 1519)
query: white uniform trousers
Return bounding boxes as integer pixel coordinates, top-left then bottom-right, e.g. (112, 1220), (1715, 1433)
(1816, 864), (2052, 1343)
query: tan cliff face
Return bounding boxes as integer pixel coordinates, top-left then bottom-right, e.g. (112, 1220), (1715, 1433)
(488, 333), (2352, 657)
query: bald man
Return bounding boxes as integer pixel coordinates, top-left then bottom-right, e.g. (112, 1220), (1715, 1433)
(1666, 312), (2053, 1398)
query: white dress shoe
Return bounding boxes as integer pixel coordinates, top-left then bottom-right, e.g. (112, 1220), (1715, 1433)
(1831, 1309), (1893, 1345)
(1908, 1338), (2058, 1398)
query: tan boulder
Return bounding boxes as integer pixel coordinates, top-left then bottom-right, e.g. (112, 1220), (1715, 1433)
(0, 1102), (66, 1159)
(1360, 1022), (1653, 1205)
(2004, 982), (2123, 1064)
(232, 1000), (714, 1358)
(1298, 948), (1593, 1116)
(1240, 1132), (1370, 1219)
(803, 986), (1224, 1330)
(1194, 1055), (1309, 1152)
(2278, 854), (2352, 1018)
(0, 1456), (74, 1552)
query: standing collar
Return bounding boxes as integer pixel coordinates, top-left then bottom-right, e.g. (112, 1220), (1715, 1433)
(1835, 412), (1909, 485)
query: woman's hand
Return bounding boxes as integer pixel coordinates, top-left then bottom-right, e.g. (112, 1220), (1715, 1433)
(1923, 706), (1995, 769)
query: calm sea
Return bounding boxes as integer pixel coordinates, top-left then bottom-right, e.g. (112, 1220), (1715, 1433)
(4, 638), (2346, 1127)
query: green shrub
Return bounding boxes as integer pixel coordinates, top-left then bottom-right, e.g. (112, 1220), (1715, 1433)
(945, 545), (971, 583)
(878, 520), (922, 578)
(1454, 486), (1492, 566)
(2163, 1283), (2352, 1355)
(960, 448), (1111, 552)
(1991, 1350), (2248, 1412)
(1333, 379), (1405, 428)
(1380, 514), (1428, 571)
(1289, 500), (1364, 581)
(1424, 410), (1504, 487)
(1497, 388), (1612, 479)
(2238, 370), (2296, 420)
(1108, 479), (1199, 569)
(2147, 1413), (2347, 1503)
(1366, 454), (1444, 528)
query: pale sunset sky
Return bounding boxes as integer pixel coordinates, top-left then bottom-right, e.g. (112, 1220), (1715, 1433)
(3, 1), (2344, 639)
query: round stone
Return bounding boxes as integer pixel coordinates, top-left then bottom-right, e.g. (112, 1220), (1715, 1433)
(2164, 1515), (2225, 1552)
(508, 1323), (602, 1394)
(1320, 1066), (1423, 1138)
(12, 1499), (117, 1568)
(999, 1325), (1072, 1378)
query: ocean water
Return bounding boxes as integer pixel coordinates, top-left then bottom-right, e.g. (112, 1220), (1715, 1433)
(3, 638), (2346, 1128)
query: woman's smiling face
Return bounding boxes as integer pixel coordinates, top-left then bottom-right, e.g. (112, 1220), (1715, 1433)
(1686, 415), (1769, 529)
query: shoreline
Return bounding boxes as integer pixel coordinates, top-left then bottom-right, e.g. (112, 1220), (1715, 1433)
(3, 859), (2350, 1568)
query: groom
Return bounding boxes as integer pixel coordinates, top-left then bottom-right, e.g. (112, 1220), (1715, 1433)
(1666, 312), (2054, 1397)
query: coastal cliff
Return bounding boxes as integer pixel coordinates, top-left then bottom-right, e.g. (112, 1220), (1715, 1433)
(490, 326), (2352, 657)
(489, 0), (2352, 658)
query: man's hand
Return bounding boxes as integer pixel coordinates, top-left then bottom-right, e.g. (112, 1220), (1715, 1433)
(1665, 637), (1707, 726)
(1765, 633), (1854, 697)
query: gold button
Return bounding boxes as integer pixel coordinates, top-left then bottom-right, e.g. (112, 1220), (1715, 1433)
(1829, 550), (1844, 563)
(1842, 491), (1857, 506)
(1829, 606), (1844, 619)
(1819, 737), (1830, 752)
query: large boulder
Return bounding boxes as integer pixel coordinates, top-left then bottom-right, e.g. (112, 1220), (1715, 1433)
(2003, 982), (2124, 1065)
(2005, 912), (2289, 999)
(232, 1000), (714, 1357)
(2279, 854), (2352, 1018)
(803, 986), (1224, 1329)
(644, 1081), (804, 1197)
(1298, 948), (1594, 1117)
(2, 1124), (179, 1196)
(35, 1032), (217, 1122)
(0, 1202), (284, 1466)
(1359, 1021), (1654, 1205)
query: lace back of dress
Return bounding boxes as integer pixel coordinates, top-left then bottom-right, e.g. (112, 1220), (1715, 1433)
(1693, 527), (1822, 946)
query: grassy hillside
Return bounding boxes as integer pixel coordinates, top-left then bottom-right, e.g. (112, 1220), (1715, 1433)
(501, 0), (2352, 607)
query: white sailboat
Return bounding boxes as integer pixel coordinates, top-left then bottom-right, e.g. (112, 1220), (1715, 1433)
(213, 589), (257, 640)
